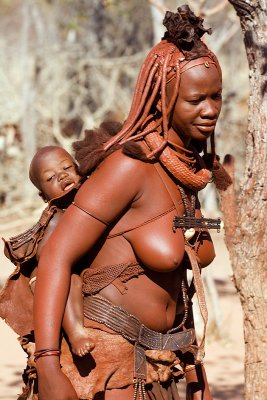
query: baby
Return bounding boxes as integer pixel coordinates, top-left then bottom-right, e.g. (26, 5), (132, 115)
(28, 145), (93, 357)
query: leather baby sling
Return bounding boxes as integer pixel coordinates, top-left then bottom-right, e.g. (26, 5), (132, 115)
(3, 205), (57, 265)
(3, 186), (80, 266)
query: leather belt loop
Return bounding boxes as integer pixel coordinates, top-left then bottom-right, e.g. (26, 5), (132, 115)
(134, 343), (147, 381)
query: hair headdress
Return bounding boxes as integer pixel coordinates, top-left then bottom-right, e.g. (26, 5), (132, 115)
(102, 5), (229, 191)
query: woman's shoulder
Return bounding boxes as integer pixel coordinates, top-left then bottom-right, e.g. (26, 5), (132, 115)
(75, 149), (150, 210)
(98, 148), (148, 173)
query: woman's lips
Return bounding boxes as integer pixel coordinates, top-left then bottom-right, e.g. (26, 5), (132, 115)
(195, 124), (216, 133)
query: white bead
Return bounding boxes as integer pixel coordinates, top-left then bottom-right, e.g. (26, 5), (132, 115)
(184, 228), (195, 240)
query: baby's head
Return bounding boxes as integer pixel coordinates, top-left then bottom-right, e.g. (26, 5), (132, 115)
(29, 146), (81, 202)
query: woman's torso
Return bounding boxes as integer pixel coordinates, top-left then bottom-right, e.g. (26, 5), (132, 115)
(82, 153), (187, 332)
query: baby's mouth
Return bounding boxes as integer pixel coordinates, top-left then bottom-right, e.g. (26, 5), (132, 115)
(62, 180), (75, 191)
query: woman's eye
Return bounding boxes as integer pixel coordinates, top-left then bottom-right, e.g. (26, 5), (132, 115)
(214, 93), (222, 100)
(64, 165), (72, 170)
(188, 99), (201, 105)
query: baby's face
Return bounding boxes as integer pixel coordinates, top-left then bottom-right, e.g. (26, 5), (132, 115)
(35, 148), (81, 201)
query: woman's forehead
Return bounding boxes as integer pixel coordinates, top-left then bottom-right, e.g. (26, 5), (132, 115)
(179, 64), (222, 89)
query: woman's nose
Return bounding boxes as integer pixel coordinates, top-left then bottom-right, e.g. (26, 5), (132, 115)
(201, 100), (220, 119)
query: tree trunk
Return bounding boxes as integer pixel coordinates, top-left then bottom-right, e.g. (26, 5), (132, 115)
(222, 1), (267, 398)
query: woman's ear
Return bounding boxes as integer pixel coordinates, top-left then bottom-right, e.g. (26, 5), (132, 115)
(38, 191), (47, 203)
(156, 98), (162, 112)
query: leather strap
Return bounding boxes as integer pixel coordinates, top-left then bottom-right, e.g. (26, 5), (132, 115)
(153, 162), (184, 214)
(185, 245), (208, 361)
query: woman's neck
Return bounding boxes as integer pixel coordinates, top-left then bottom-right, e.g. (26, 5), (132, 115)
(167, 128), (191, 153)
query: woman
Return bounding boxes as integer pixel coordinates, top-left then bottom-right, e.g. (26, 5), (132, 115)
(34, 5), (231, 400)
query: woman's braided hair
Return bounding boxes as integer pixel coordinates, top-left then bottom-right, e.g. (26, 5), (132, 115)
(74, 5), (231, 191)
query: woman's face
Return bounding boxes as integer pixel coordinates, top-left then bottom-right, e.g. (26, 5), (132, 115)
(167, 63), (222, 146)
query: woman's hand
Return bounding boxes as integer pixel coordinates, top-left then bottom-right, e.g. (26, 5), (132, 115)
(37, 359), (78, 400)
(185, 363), (213, 400)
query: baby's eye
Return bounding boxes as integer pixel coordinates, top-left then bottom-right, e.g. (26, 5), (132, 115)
(63, 165), (72, 170)
(47, 175), (55, 181)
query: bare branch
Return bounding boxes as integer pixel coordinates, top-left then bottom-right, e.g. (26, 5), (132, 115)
(228, 0), (255, 17)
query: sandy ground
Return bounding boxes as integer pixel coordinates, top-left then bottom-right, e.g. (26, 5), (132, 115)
(0, 221), (244, 400)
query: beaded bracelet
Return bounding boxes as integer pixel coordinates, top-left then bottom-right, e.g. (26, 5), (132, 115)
(34, 348), (61, 362)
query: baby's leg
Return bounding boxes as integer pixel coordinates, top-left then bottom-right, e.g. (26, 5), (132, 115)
(62, 274), (94, 357)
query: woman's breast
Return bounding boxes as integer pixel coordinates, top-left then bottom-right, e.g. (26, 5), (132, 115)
(125, 211), (185, 272)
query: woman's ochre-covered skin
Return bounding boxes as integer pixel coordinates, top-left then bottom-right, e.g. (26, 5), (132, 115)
(33, 5), (231, 400)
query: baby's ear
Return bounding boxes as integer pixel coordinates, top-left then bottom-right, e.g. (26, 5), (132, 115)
(38, 191), (48, 203)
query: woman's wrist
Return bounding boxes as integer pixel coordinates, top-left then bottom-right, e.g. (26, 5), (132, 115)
(34, 348), (61, 361)
(35, 354), (61, 372)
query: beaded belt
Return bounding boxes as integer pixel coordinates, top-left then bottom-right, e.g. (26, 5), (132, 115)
(83, 294), (196, 395)
(84, 294), (195, 351)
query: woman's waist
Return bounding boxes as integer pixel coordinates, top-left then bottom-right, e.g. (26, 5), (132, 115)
(83, 294), (195, 351)
(82, 256), (183, 295)
(84, 282), (178, 333)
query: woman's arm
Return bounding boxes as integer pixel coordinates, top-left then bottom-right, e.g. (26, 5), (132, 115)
(185, 363), (213, 400)
(183, 304), (213, 400)
(193, 209), (216, 268)
(34, 152), (145, 399)
(35, 209), (64, 261)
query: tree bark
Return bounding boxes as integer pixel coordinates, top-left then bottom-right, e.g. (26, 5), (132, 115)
(222, 1), (267, 398)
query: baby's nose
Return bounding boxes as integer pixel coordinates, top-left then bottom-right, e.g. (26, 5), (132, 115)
(58, 171), (68, 181)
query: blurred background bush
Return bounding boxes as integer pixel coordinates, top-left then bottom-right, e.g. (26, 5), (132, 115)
(0, 0), (248, 214)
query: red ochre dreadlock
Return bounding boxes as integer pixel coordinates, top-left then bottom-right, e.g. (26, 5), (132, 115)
(103, 5), (230, 192)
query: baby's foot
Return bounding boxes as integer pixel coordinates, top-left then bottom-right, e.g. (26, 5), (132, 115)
(69, 329), (95, 357)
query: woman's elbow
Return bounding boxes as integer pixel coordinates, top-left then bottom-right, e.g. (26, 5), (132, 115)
(198, 245), (216, 268)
